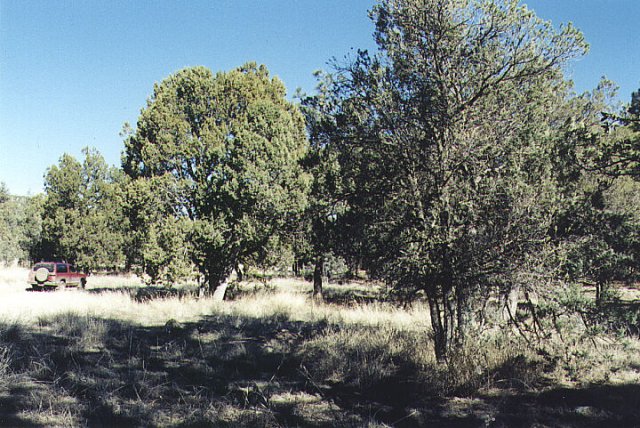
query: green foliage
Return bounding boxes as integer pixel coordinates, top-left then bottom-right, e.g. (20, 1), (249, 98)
(123, 63), (310, 290)
(39, 148), (127, 271)
(0, 183), (8, 204)
(123, 175), (194, 284)
(0, 183), (43, 263)
(243, 234), (294, 277)
(576, 83), (640, 177)
(299, 72), (369, 297)
(550, 83), (640, 304)
(630, 87), (640, 118)
(313, 0), (587, 360)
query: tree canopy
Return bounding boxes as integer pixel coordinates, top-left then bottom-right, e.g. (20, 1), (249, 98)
(123, 63), (310, 290)
(39, 148), (127, 271)
(0, 183), (42, 264)
(306, 0), (587, 361)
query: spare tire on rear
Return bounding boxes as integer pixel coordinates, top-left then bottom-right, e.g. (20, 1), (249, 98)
(35, 267), (49, 283)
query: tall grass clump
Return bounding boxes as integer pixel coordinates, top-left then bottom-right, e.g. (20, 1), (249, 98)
(438, 332), (545, 395)
(298, 325), (421, 390)
(299, 322), (544, 398)
(38, 313), (109, 352)
(0, 345), (10, 384)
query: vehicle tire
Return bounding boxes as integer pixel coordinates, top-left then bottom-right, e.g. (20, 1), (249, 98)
(34, 267), (49, 283)
(80, 278), (87, 289)
(58, 279), (66, 291)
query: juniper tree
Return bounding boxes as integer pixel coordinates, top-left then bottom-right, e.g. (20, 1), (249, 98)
(319, 0), (587, 361)
(0, 183), (40, 263)
(40, 148), (127, 271)
(552, 84), (640, 304)
(123, 64), (310, 292)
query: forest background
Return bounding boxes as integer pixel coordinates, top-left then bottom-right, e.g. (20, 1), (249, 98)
(1, 0), (640, 425)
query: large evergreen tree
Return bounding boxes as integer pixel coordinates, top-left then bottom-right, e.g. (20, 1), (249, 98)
(123, 63), (310, 292)
(40, 148), (127, 271)
(316, 0), (587, 361)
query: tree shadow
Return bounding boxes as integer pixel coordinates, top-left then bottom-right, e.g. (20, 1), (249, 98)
(86, 285), (198, 302)
(0, 312), (343, 426)
(485, 383), (640, 427)
(2, 311), (640, 427)
(319, 285), (387, 307)
(0, 386), (41, 427)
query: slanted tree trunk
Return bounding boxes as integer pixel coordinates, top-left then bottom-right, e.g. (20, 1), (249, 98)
(502, 283), (520, 322)
(313, 255), (327, 301)
(212, 280), (229, 301)
(198, 260), (234, 301)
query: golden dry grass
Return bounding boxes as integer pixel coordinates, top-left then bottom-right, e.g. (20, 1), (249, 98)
(0, 269), (430, 331)
(0, 267), (217, 326)
(1, 266), (640, 426)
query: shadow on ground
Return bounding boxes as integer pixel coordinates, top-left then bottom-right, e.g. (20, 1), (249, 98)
(1, 307), (640, 426)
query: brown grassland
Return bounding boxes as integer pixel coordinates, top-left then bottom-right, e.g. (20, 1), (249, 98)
(1, 266), (640, 427)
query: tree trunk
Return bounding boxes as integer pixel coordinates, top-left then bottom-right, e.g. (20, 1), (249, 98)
(292, 260), (299, 277)
(212, 281), (228, 301)
(200, 262), (233, 301)
(313, 255), (327, 301)
(456, 285), (470, 345)
(210, 270), (232, 301)
(502, 283), (520, 322)
(427, 287), (448, 363)
(595, 282), (607, 307)
(235, 263), (244, 282)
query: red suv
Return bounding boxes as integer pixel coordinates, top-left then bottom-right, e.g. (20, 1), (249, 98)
(29, 262), (87, 290)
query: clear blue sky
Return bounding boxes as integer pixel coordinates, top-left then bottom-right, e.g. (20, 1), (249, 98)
(1, 0), (638, 196)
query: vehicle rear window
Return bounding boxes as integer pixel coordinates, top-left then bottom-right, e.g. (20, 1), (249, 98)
(33, 263), (54, 272)
(56, 263), (68, 273)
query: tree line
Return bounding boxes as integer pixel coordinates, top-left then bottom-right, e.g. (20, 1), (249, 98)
(2, 0), (640, 361)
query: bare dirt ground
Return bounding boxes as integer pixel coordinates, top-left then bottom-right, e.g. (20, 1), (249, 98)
(1, 267), (640, 427)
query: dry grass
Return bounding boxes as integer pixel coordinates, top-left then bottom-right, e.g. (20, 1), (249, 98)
(1, 267), (640, 426)
(0, 267), (215, 326)
(0, 270), (428, 331)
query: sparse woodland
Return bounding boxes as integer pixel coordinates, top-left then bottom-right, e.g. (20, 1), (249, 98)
(2, 0), (640, 426)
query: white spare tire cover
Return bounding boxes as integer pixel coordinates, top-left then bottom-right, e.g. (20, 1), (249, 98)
(35, 267), (49, 283)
